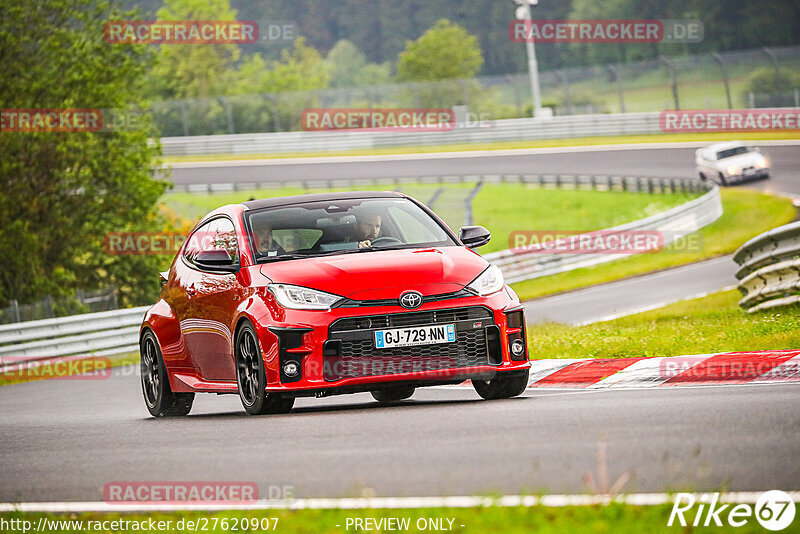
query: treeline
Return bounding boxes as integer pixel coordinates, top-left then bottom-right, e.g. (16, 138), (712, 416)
(128, 0), (800, 75)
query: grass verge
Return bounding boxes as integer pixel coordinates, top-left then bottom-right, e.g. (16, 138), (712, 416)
(527, 289), (800, 359)
(159, 131), (797, 163)
(512, 188), (797, 300)
(0, 504), (772, 533)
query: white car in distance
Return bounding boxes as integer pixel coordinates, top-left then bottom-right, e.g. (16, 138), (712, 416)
(695, 141), (769, 185)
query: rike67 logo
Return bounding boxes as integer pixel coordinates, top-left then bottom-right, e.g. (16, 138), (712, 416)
(668, 491), (796, 530)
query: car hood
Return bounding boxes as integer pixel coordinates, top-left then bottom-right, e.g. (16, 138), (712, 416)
(715, 152), (763, 169)
(259, 246), (489, 299)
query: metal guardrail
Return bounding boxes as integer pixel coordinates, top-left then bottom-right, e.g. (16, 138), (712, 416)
(160, 112), (664, 156)
(170, 173), (709, 195)
(734, 221), (800, 313)
(0, 174), (719, 367)
(0, 306), (148, 369)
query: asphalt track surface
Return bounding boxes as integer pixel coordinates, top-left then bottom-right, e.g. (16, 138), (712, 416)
(523, 256), (738, 325)
(1, 367), (798, 502)
(4, 142), (799, 503)
(167, 144), (800, 196)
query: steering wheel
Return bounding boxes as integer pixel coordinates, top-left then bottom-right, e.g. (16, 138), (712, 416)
(369, 236), (403, 247)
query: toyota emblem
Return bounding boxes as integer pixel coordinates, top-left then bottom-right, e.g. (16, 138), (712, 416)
(399, 291), (423, 309)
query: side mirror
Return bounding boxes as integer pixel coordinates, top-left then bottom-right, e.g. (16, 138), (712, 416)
(195, 249), (237, 272)
(459, 225), (491, 249)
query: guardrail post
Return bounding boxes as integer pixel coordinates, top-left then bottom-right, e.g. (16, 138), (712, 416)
(9, 300), (20, 323)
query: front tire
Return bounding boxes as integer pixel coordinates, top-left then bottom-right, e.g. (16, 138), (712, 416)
(140, 330), (194, 417)
(235, 322), (294, 415)
(371, 386), (415, 404)
(473, 370), (529, 400)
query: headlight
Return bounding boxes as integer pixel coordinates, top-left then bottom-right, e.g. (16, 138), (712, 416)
(268, 284), (342, 310)
(726, 166), (739, 175)
(467, 265), (505, 296)
(757, 157), (768, 169)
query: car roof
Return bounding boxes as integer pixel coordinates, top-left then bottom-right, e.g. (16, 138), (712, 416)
(705, 141), (747, 152)
(241, 190), (406, 210)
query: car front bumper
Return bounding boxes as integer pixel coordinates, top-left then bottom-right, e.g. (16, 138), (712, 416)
(255, 289), (531, 395)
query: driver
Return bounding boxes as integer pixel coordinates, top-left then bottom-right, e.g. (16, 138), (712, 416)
(254, 224), (286, 257)
(353, 211), (382, 248)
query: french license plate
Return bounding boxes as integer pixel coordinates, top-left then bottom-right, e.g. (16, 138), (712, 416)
(374, 324), (456, 349)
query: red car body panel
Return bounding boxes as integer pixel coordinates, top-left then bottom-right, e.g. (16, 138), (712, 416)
(141, 193), (530, 399)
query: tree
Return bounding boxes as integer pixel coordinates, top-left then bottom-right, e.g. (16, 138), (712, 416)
(232, 38), (329, 132)
(326, 39), (392, 88)
(396, 19), (483, 82)
(0, 0), (167, 306)
(326, 40), (367, 87)
(147, 0), (242, 100)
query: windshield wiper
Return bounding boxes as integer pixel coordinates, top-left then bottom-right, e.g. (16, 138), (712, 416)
(258, 253), (310, 262)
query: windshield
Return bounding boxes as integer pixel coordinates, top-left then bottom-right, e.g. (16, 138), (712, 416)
(717, 146), (751, 159)
(245, 197), (456, 261)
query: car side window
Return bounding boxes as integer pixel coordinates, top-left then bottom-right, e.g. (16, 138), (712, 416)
(182, 217), (239, 267)
(206, 218), (240, 265)
(183, 220), (213, 264)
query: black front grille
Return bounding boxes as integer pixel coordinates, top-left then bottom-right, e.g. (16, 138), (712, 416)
(325, 306), (496, 381)
(330, 306), (491, 333)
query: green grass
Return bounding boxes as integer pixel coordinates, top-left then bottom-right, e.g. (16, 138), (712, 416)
(528, 289), (800, 360)
(159, 131), (798, 162)
(512, 188), (797, 300)
(0, 504), (775, 533)
(163, 184), (695, 255)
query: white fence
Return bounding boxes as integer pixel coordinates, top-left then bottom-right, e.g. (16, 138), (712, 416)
(160, 112), (664, 156)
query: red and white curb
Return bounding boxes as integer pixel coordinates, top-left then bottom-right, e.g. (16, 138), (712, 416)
(525, 350), (800, 388)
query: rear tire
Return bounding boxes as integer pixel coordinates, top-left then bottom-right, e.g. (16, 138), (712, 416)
(235, 322), (295, 415)
(473, 370), (529, 400)
(371, 386), (415, 404)
(140, 330), (194, 417)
